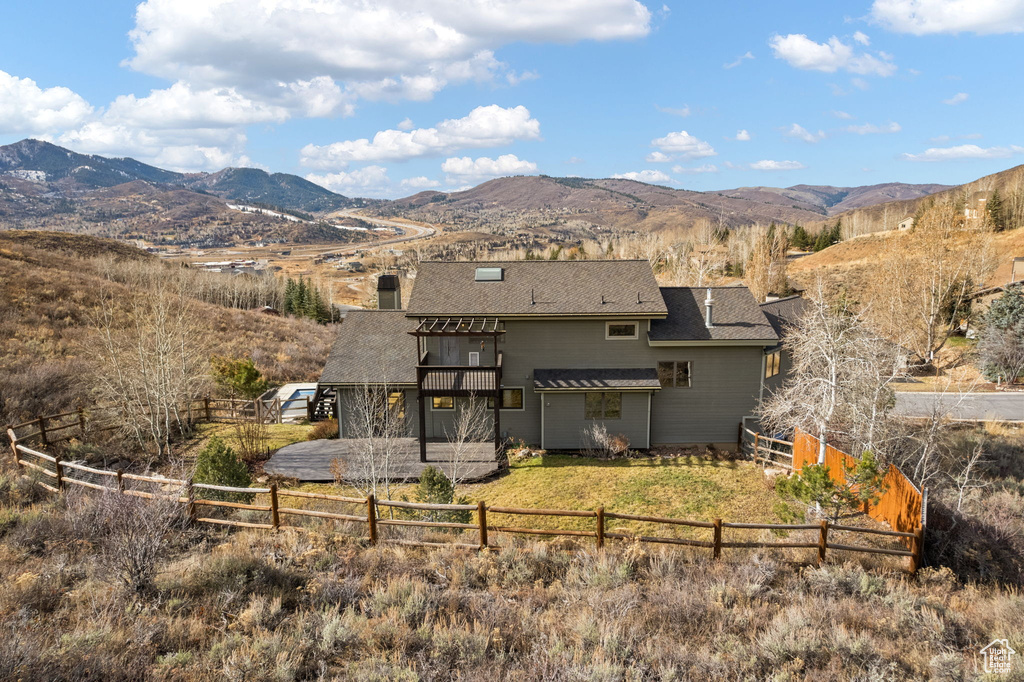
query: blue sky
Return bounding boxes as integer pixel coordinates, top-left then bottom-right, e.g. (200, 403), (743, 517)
(2, 1), (1024, 198)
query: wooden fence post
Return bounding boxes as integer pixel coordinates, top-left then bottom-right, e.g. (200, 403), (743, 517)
(78, 408), (86, 435)
(53, 452), (64, 492)
(276, 398), (283, 425)
(818, 520), (828, 566)
(270, 484), (280, 530)
(713, 518), (722, 559)
(367, 494), (378, 545)
(478, 501), (488, 550)
(204, 397), (211, 422)
(737, 422), (743, 453)
(753, 433), (760, 465)
(37, 415), (48, 447)
(185, 478), (196, 525)
(909, 526), (924, 575)
(596, 506), (605, 550)
(116, 468), (125, 493)
(6, 428), (20, 469)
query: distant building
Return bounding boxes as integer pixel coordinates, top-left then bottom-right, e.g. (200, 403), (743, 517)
(1012, 257), (1024, 284)
(897, 216), (914, 230)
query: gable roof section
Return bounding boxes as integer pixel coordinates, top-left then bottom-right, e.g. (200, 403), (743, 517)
(406, 260), (668, 317)
(649, 287), (778, 342)
(760, 295), (808, 337)
(320, 310), (417, 385)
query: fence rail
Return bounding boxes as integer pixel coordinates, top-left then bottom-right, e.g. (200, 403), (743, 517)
(6, 431), (925, 573)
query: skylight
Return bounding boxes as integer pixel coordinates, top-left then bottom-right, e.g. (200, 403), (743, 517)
(475, 267), (504, 282)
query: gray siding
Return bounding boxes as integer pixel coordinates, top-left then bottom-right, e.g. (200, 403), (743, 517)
(493, 319), (765, 448)
(542, 391), (650, 450)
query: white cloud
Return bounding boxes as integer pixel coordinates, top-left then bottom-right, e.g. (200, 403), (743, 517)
(105, 82), (293, 129)
(441, 153), (537, 180)
(853, 31), (871, 45)
(784, 123), (826, 143)
(656, 104), (690, 117)
(566, 156), (585, 164)
(400, 176), (441, 189)
(127, 0), (651, 110)
(900, 144), (1024, 162)
(611, 169), (674, 184)
(769, 34), (897, 76)
(750, 159), (806, 171)
(650, 130), (717, 158)
(846, 121), (902, 134)
(871, 0), (1024, 35)
(723, 51), (755, 69)
(0, 70), (94, 135)
(506, 70), (540, 86)
(300, 105), (541, 168)
(735, 129), (751, 141)
(671, 164), (719, 174)
(397, 118), (415, 131)
(305, 166), (392, 195)
(832, 110), (854, 119)
(646, 151), (673, 163)
(943, 92), (969, 105)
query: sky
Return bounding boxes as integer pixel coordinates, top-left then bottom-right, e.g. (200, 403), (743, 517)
(2, 0), (1024, 199)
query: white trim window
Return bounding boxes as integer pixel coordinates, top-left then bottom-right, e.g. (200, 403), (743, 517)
(488, 387), (525, 411)
(605, 321), (639, 340)
(584, 392), (622, 420)
(765, 350), (781, 378)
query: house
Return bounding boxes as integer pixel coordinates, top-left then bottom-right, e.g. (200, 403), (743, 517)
(760, 294), (809, 398)
(317, 260), (803, 456)
(897, 216), (914, 230)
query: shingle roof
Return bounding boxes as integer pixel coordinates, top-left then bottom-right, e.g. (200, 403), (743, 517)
(534, 368), (662, 391)
(759, 295), (808, 337)
(649, 287), (779, 342)
(319, 310), (417, 385)
(405, 261), (668, 317)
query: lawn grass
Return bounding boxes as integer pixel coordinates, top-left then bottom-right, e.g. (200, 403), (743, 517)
(462, 454), (783, 537)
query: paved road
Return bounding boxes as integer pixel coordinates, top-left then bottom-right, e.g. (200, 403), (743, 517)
(893, 391), (1024, 421)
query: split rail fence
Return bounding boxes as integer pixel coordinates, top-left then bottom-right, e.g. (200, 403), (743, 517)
(5, 408), (926, 574)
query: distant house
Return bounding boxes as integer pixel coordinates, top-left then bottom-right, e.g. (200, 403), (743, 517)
(897, 216), (914, 230)
(1012, 257), (1024, 284)
(317, 261), (804, 455)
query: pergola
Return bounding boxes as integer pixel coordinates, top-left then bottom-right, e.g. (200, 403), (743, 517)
(409, 317), (506, 461)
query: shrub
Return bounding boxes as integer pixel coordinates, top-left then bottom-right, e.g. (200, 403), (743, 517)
(211, 356), (270, 399)
(581, 423), (630, 458)
(194, 437), (253, 502)
(307, 418), (339, 441)
(401, 466), (472, 525)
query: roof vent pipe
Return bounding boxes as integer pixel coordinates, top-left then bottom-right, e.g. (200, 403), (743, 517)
(704, 288), (715, 329)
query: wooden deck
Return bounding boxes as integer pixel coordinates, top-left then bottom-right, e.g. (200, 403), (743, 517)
(263, 438), (501, 482)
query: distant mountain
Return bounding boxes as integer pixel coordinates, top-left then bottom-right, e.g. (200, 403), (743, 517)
(716, 182), (953, 217)
(376, 175), (951, 234)
(0, 139), (355, 213)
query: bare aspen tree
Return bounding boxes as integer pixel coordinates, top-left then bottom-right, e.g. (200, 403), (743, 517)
(335, 381), (410, 504)
(760, 280), (906, 463)
(442, 395), (493, 488)
(662, 219), (727, 286)
(745, 225), (789, 302)
(88, 265), (209, 457)
(867, 200), (995, 367)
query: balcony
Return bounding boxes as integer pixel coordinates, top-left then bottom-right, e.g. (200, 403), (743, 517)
(416, 351), (503, 397)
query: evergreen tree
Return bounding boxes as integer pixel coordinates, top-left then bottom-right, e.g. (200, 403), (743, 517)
(791, 224), (810, 250)
(987, 189), (1007, 232)
(211, 356), (269, 399)
(193, 437), (253, 502)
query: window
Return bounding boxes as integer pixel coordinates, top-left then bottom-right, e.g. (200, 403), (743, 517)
(765, 350), (781, 378)
(387, 391), (406, 419)
(488, 388), (524, 410)
(431, 396), (454, 410)
(475, 267), (504, 281)
(606, 321), (638, 339)
(657, 361), (691, 388)
(585, 392), (622, 420)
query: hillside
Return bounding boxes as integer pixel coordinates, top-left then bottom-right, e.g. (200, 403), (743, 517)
(804, 164), (1024, 237)
(377, 175), (949, 236)
(0, 139), (356, 214)
(0, 231), (334, 426)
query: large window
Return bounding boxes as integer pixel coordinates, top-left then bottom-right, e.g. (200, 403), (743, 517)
(765, 350), (781, 378)
(487, 388), (524, 410)
(605, 321), (638, 340)
(657, 361), (691, 388)
(431, 396), (454, 410)
(585, 392), (622, 420)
